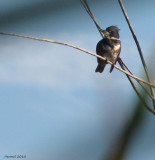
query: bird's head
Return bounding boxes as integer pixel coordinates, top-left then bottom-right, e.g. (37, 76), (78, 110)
(102, 26), (120, 39)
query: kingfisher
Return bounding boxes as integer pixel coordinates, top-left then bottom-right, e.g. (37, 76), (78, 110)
(95, 26), (121, 73)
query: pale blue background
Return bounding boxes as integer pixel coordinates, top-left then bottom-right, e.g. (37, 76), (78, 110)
(0, 0), (155, 160)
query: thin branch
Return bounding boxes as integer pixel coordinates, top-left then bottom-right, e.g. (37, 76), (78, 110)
(0, 32), (154, 89)
(119, 58), (155, 100)
(118, 60), (155, 114)
(118, 0), (155, 108)
(80, 0), (104, 38)
(138, 82), (155, 100)
(118, 58), (132, 74)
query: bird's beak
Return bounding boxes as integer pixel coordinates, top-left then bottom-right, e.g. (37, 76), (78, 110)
(101, 29), (109, 38)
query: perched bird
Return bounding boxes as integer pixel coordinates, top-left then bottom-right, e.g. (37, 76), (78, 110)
(95, 26), (121, 73)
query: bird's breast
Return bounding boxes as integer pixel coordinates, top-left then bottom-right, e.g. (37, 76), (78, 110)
(114, 43), (121, 51)
(104, 43), (121, 63)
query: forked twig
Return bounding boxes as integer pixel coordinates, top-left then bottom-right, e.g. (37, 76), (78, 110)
(118, 0), (155, 109)
(118, 60), (155, 113)
(119, 58), (155, 100)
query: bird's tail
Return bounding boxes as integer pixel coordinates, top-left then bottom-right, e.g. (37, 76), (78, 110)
(110, 64), (114, 73)
(95, 64), (106, 73)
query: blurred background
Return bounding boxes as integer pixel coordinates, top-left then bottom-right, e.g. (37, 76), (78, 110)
(0, 0), (155, 160)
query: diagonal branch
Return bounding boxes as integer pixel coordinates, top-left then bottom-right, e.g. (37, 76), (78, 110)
(119, 58), (155, 100)
(118, 60), (155, 114)
(0, 31), (154, 89)
(118, 0), (155, 109)
(80, 0), (104, 38)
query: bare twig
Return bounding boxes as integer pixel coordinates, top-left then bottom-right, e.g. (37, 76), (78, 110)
(118, 61), (155, 116)
(119, 60), (155, 112)
(0, 32), (154, 89)
(118, 0), (155, 108)
(138, 82), (155, 100)
(118, 58), (132, 74)
(80, 0), (104, 38)
(119, 58), (155, 100)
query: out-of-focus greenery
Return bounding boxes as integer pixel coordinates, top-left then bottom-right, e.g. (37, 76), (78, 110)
(103, 91), (147, 160)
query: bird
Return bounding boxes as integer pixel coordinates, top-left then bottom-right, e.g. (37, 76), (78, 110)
(95, 26), (121, 73)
